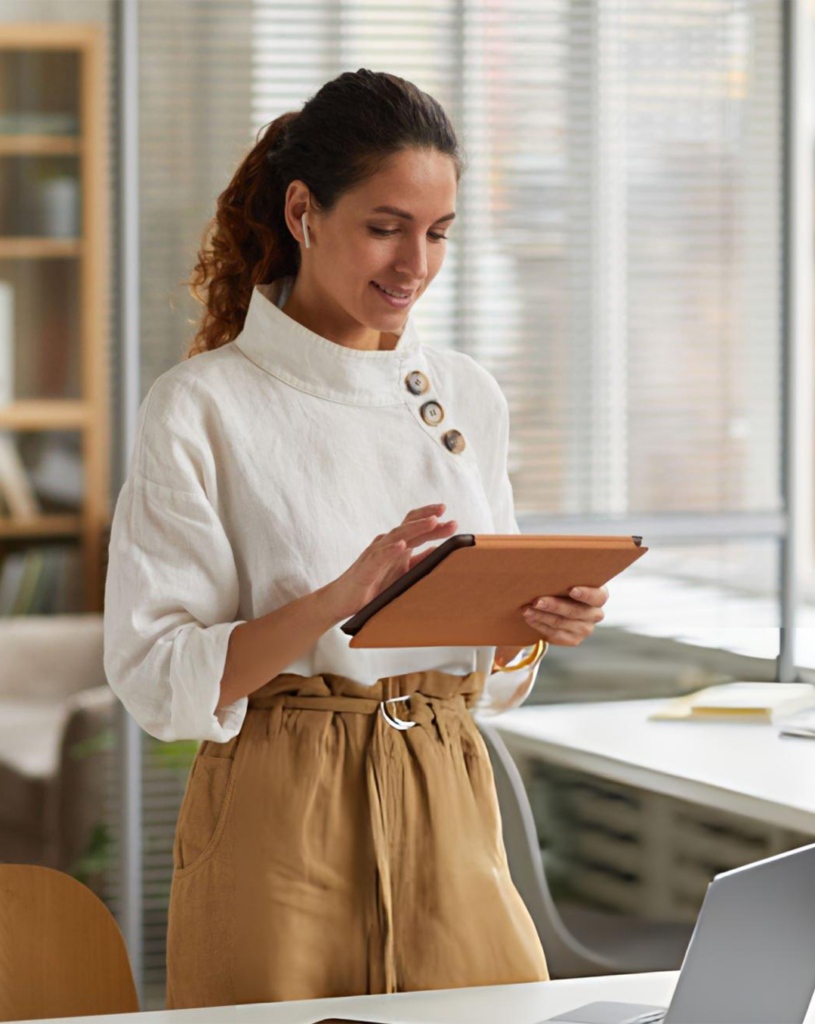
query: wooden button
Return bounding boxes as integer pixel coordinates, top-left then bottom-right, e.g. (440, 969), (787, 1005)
(442, 429), (465, 454)
(404, 370), (429, 395)
(420, 400), (444, 426)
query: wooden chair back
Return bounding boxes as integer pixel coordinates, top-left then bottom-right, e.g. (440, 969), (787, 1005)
(0, 863), (139, 1021)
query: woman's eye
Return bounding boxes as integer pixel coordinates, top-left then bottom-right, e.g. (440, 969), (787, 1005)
(368, 227), (448, 242)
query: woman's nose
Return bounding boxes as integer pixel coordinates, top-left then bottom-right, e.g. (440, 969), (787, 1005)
(395, 241), (428, 280)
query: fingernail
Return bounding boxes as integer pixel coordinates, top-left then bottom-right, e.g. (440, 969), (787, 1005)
(536, 598), (550, 610)
(571, 587), (583, 598)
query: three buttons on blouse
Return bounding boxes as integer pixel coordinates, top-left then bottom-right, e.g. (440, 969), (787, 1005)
(404, 369), (466, 454)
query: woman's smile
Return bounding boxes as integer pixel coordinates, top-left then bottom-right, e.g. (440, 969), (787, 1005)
(370, 279), (415, 307)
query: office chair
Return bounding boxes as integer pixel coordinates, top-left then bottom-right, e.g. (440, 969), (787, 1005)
(477, 720), (695, 979)
(0, 863), (139, 1021)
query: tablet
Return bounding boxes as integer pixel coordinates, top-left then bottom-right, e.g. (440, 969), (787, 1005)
(340, 533), (647, 648)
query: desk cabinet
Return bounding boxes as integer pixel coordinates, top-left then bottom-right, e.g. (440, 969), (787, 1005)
(524, 757), (815, 923)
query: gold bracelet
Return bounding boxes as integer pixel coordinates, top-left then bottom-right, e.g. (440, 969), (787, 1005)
(491, 639), (548, 674)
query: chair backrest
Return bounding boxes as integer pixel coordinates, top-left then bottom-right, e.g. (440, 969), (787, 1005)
(0, 863), (139, 1021)
(477, 719), (622, 978)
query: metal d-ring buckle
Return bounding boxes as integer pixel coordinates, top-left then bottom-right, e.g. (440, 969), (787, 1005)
(379, 694), (417, 731)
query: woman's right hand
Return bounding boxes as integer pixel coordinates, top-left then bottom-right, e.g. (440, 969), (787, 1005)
(326, 502), (458, 621)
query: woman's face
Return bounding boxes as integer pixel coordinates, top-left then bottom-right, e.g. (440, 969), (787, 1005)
(288, 147), (457, 338)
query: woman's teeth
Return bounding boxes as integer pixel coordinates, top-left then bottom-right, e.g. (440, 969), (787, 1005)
(371, 281), (413, 308)
(373, 282), (410, 298)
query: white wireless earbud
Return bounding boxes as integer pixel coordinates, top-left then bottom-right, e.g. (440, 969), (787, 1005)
(301, 212), (311, 249)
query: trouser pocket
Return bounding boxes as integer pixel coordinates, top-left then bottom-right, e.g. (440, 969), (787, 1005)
(172, 734), (240, 877)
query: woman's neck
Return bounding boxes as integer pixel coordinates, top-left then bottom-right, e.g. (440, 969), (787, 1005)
(281, 276), (399, 351)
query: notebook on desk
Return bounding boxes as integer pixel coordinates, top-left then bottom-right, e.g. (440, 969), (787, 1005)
(648, 681), (815, 725)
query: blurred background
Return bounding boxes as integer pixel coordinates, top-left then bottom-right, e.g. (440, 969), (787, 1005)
(0, 0), (812, 1011)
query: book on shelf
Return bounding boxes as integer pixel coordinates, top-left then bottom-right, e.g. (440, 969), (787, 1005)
(31, 550), (60, 614)
(648, 681), (815, 725)
(0, 278), (13, 406)
(12, 548), (45, 614)
(0, 550), (25, 614)
(0, 433), (41, 517)
(0, 546), (81, 615)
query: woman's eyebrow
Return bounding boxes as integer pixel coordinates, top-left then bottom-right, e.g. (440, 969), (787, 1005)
(370, 205), (456, 224)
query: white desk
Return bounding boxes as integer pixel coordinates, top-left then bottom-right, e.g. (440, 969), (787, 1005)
(488, 697), (815, 833)
(25, 971), (815, 1023)
(28, 972), (681, 1023)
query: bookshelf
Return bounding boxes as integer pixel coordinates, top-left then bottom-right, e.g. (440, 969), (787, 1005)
(0, 23), (110, 614)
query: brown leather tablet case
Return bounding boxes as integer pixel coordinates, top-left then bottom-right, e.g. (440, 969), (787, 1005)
(344, 533), (648, 648)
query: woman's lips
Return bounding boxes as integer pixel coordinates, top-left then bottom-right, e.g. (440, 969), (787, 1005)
(370, 280), (414, 308)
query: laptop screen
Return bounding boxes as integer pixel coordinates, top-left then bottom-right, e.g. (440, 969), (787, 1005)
(664, 842), (815, 1024)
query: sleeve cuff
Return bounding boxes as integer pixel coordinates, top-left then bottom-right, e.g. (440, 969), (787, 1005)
(168, 619), (249, 742)
(476, 653), (545, 717)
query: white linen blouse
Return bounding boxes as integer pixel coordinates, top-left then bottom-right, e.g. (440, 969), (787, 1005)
(103, 274), (545, 743)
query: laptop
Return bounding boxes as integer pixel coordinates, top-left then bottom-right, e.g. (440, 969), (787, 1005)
(539, 840), (815, 1024)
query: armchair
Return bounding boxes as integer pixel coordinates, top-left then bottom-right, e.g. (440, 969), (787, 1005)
(0, 614), (115, 895)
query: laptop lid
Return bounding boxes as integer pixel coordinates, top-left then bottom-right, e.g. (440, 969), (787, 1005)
(664, 841), (815, 1023)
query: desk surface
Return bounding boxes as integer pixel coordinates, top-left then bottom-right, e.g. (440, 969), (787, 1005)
(30, 971), (681, 1023)
(488, 698), (815, 833)
(26, 970), (815, 1024)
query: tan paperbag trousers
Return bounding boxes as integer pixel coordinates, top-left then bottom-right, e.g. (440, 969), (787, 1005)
(165, 668), (549, 1009)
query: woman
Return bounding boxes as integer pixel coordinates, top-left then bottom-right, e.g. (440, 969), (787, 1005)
(103, 68), (608, 1010)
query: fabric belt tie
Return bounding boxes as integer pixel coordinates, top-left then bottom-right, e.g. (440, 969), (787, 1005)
(246, 685), (472, 994)
(250, 692), (418, 728)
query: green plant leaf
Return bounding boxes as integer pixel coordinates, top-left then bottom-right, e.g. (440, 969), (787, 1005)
(68, 727), (115, 761)
(69, 822), (113, 885)
(147, 737), (199, 773)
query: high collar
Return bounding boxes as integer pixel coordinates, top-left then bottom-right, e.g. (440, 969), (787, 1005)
(234, 274), (423, 406)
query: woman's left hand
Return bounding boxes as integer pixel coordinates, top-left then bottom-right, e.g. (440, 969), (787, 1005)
(520, 584), (609, 647)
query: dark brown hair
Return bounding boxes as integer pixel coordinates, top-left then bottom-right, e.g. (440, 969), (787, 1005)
(183, 69), (465, 359)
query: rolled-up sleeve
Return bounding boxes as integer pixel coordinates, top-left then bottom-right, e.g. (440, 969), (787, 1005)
(477, 371), (545, 714)
(103, 375), (248, 742)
